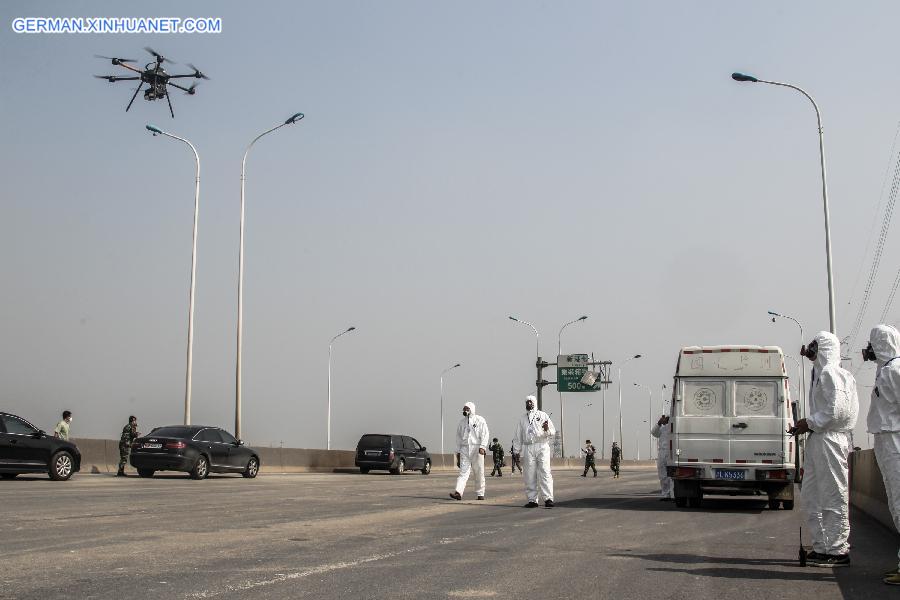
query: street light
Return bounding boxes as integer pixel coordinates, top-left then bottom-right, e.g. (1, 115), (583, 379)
(235, 112), (305, 440)
(769, 310), (806, 414)
(556, 315), (588, 457)
(327, 326), (356, 450)
(634, 383), (652, 459)
(578, 403), (593, 448)
(146, 124), (200, 427)
(440, 363), (461, 467)
(733, 72), (836, 334)
(617, 354), (642, 459)
(509, 316), (542, 409)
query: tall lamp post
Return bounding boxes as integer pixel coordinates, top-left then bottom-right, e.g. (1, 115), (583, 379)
(327, 326), (356, 450)
(508, 316), (542, 409)
(634, 383), (652, 460)
(733, 72), (836, 334)
(235, 112), (305, 440)
(440, 363), (461, 467)
(578, 403), (593, 448)
(769, 310), (806, 412)
(617, 354), (642, 459)
(146, 124), (200, 427)
(557, 315), (588, 457)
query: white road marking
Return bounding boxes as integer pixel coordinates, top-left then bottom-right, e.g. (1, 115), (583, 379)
(187, 529), (501, 598)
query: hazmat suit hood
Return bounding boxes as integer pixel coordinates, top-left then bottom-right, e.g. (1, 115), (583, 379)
(464, 401), (476, 415)
(813, 331), (841, 373)
(869, 324), (900, 365)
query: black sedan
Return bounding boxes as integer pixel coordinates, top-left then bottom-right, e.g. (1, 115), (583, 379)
(0, 412), (81, 480)
(130, 425), (259, 480)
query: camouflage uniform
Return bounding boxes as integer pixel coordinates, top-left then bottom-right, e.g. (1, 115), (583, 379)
(610, 445), (621, 478)
(118, 422), (139, 474)
(509, 444), (522, 473)
(582, 444), (598, 476)
(488, 441), (505, 476)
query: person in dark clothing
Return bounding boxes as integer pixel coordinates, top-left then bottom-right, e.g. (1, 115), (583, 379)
(610, 441), (621, 478)
(488, 437), (505, 477)
(581, 439), (598, 477)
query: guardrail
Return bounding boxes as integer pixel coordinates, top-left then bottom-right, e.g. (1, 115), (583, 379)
(849, 448), (894, 532)
(72, 438), (658, 474)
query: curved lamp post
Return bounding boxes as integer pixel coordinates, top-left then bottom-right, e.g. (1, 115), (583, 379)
(440, 363), (461, 467)
(617, 354), (642, 459)
(327, 326), (356, 450)
(146, 124), (200, 427)
(634, 383), (652, 460)
(769, 310), (806, 413)
(509, 315), (543, 409)
(235, 112), (305, 440)
(556, 315), (587, 456)
(733, 72), (836, 334)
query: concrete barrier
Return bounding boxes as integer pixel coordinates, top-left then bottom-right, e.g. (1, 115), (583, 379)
(850, 449), (895, 532)
(72, 438), (661, 476)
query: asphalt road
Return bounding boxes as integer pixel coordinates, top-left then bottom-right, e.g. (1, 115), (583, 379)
(1, 467), (897, 600)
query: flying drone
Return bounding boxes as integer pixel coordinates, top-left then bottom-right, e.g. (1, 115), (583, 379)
(94, 47), (209, 118)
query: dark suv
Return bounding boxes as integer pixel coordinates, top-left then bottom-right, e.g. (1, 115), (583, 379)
(0, 412), (81, 480)
(355, 434), (431, 475)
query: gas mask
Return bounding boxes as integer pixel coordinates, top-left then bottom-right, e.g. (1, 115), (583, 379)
(862, 342), (877, 362)
(800, 339), (818, 362)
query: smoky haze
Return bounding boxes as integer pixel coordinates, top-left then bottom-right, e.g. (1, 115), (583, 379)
(1, 1), (898, 458)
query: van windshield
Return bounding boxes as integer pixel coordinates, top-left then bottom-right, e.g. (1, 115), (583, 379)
(358, 434), (390, 448)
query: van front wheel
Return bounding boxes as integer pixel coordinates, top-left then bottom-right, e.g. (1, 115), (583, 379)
(768, 498), (781, 510)
(782, 500), (794, 510)
(674, 496), (687, 508)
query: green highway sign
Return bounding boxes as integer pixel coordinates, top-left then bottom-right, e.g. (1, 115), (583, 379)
(557, 354), (601, 392)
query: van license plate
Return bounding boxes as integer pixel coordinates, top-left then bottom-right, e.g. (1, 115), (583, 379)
(142, 443), (162, 449)
(364, 451), (380, 456)
(715, 469), (745, 480)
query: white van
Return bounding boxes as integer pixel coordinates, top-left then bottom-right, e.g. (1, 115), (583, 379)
(667, 345), (798, 509)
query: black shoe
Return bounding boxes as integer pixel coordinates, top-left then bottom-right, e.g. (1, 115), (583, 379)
(809, 553), (850, 567)
(116, 470), (126, 477)
(449, 491), (462, 501)
(593, 473), (597, 477)
(477, 496), (485, 500)
(580, 474), (586, 477)
(524, 501), (539, 508)
(544, 500), (555, 508)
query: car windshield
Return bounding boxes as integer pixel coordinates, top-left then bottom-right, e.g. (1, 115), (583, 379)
(358, 434), (390, 448)
(146, 426), (194, 438)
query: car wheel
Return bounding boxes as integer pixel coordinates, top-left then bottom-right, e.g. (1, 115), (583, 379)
(390, 458), (405, 475)
(137, 469), (155, 478)
(674, 496), (687, 508)
(242, 457), (259, 479)
(49, 451), (74, 481)
(782, 499), (795, 510)
(421, 460), (431, 475)
(359, 467), (370, 474)
(190, 455), (209, 480)
(1, 473), (17, 480)
(768, 498), (781, 510)
(687, 496), (702, 509)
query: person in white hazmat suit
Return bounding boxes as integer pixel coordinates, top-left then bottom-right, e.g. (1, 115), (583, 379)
(650, 414), (672, 500)
(864, 324), (900, 585)
(792, 331), (859, 568)
(449, 402), (490, 501)
(512, 395), (556, 508)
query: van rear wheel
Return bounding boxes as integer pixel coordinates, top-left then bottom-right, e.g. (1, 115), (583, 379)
(687, 496), (702, 508)
(768, 498), (781, 510)
(782, 500), (794, 510)
(674, 496), (687, 508)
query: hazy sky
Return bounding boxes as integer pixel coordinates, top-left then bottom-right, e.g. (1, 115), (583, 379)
(2, 1), (899, 458)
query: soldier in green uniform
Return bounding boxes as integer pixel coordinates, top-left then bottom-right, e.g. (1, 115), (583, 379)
(509, 440), (522, 474)
(610, 441), (621, 478)
(489, 437), (505, 477)
(581, 439), (598, 477)
(117, 415), (140, 477)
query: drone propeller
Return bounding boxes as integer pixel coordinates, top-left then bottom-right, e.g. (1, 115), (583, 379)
(93, 75), (118, 82)
(143, 46), (174, 64)
(186, 64), (210, 80)
(94, 55), (136, 65)
(184, 83), (200, 95)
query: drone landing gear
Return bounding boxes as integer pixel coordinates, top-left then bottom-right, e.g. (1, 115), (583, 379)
(125, 82), (143, 112)
(166, 92), (175, 118)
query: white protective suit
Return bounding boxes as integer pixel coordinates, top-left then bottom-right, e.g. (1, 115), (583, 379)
(512, 397), (556, 503)
(454, 401), (490, 498)
(803, 331), (859, 556)
(650, 419), (672, 498)
(866, 324), (900, 570)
